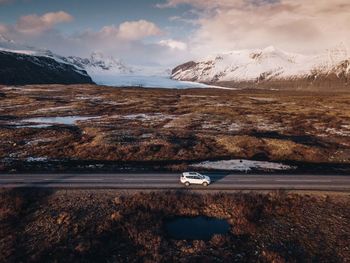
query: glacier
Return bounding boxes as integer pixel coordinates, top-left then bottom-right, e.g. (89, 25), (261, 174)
(0, 35), (223, 89)
(89, 74), (227, 89)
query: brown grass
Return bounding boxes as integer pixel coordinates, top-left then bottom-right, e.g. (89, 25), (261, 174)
(0, 189), (349, 262)
(1, 85), (350, 172)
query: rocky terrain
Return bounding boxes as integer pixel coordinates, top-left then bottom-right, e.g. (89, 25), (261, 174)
(0, 189), (349, 262)
(1, 84), (350, 173)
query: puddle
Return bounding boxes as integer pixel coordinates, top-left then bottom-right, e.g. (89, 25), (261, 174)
(20, 124), (53, 128)
(26, 157), (48, 162)
(165, 216), (230, 240)
(20, 116), (99, 126)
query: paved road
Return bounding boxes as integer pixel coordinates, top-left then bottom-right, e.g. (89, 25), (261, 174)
(0, 173), (350, 191)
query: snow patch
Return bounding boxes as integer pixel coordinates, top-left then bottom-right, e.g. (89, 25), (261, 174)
(249, 97), (276, 102)
(32, 106), (74, 113)
(228, 123), (243, 132)
(181, 95), (220, 98)
(20, 116), (100, 126)
(326, 127), (350, 137)
(26, 157), (48, 162)
(192, 159), (295, 171)
(26, 138), (55, 145)
(19, 124), (53, 129)
(122, 113), (174, 121)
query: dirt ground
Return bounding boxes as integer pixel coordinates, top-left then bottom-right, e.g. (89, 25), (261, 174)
(1, 84), (350, 173)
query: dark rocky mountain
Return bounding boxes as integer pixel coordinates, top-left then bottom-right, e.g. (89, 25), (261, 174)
(0, 50), (94, 85)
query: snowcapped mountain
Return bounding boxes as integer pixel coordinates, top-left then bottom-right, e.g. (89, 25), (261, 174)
(43, 51), (135, 85)
(0, 34), (94, 85)
(37, 51), (134, 81)
(0, 34), (136, 85)
(0, 50), (94, 85)
(0, 34), (40, 56)
(0, 34), (15, 46)
(65, 52), (134, 76)
(171, 46), (350, 83)
(0, 36), (188, 88)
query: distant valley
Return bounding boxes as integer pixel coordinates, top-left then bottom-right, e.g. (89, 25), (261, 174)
(1, 34), (350, 90)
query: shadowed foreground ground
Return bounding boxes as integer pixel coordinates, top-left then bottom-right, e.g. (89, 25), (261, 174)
(0, 189), (349, 262)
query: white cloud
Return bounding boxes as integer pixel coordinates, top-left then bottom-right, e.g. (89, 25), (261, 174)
(160, 0), (350, 55)
(0, 15), (187, 67)
(1, 17), (162, 46)
(80, 20), (162, 41)
(15, 11), (73, 35)
(159, 39), (187, 50)
(157, 0), (247, 9)
(118, 20), (162, 40)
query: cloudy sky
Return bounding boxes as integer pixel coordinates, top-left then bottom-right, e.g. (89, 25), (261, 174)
(0, 0), (349, 67)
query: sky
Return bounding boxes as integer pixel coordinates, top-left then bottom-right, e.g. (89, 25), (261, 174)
(1, 0), (350, 68)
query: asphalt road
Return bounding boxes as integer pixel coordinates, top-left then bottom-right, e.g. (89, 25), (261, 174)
(0, 173), (350, 191)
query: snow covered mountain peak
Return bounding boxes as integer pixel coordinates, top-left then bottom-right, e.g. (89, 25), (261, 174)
(0, 38), (94, 85)
(0, 34), (31, 51)
(90, 51), (104, 60)
(89, 52), (132, 73)
(65, 52), (134, 78)
(172, 46), (350, 83)
(0, 34), (15, 44)
(0, 38), (135, 84)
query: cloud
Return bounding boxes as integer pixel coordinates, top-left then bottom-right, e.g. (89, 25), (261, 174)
(160, 0), (350, 55)
(157, 0), (248, 9)
(15, 11), (73, 35)
(62, 21), (183, 65)
(159, 39), (187, 50)
(80, 20), (162, 42)
(118, 20), (162, 40)
(0, 15), (185, 67)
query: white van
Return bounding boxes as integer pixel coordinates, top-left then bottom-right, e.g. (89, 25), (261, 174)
(180, 172), (211, 187)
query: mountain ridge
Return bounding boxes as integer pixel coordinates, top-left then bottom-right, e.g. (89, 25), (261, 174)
(0, 35), (134, 85)
(171, 46), (350, 86)
(0, 50), (94, 85)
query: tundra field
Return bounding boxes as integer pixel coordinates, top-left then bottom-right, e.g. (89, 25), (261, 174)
(0, 189), (349, 262)
(1, 84), (350, 173)
(1, 85), (350, 263)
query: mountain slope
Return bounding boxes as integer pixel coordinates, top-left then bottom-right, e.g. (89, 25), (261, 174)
(0, 50), (94, 85)
(171, 46), (350, 85)
(65, 52), (133, 75)
(63, 52), (134, 85)
(0, 34), (94, 85)
(0, 34), (136, 85)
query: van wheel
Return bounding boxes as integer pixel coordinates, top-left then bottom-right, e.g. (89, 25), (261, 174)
(202, 182), (208, 187)
(185, 182), (190, 187)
